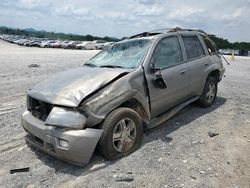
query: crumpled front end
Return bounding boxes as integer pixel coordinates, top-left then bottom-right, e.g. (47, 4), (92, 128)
(21, 66), (148, 165)
(22, 110), (103, 166)
(21, 66), (131, 165)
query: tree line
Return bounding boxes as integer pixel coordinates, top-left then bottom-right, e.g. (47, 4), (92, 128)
(209, 35), (250, 51)
(0, 26), (119, 42)
(1, 26), (250, 50)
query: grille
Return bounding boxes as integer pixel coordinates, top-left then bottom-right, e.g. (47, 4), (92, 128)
(27, 96), (53, 121)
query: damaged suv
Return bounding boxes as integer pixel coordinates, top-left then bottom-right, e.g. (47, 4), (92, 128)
(22, 28), (225, 166)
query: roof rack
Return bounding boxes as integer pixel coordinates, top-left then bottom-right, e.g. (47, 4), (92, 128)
(129, 32), (162, 39)
(129, 27), (208, 39)
(168, 27), (208, 36)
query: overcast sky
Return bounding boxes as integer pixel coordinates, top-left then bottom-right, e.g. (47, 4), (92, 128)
(0, 0), (249, 42)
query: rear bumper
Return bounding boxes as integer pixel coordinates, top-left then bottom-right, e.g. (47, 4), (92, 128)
(22, 111), (103, 166)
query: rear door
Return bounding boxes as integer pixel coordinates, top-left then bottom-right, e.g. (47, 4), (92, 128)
(180, 34), (210, 96)
(145, 35), (190, 117)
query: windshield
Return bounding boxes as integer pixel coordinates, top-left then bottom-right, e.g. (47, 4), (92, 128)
(85, 39), (151, 69)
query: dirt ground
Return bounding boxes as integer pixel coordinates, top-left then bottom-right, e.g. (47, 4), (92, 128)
(0, 40), (249, 188)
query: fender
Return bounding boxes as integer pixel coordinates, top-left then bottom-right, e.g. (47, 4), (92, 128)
(79, 69), (150, 127)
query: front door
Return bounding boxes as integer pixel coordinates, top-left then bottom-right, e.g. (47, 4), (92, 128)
(145, 36), (190, 117)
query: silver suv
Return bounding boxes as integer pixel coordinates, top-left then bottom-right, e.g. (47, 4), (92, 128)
(22, 28), (225, 166)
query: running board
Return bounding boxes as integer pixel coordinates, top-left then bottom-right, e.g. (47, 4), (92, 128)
(146, 96), (199, 130)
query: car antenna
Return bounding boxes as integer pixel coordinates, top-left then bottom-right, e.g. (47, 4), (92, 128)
(220, 53), (230, 65)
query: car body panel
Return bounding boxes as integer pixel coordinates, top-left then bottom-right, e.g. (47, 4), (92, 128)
(28, 66), (129, 107)
(145, 62), (190, 117)
(142, 33), (191, 116)
(80, 68), (151, 126)
(22, 110), (103, 166)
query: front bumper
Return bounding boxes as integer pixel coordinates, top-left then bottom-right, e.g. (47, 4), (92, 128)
(22, 111), (103, 166)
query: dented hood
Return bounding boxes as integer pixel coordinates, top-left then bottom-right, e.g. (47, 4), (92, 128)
(28, 66), (128, 107)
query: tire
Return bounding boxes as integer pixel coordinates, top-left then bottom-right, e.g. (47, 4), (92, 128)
(98, 107), (143, 160)
(198, 76), (218, 107)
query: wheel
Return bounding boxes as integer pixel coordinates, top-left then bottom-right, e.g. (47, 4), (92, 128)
(198, 76), (218, 107)
(98, 107), (143, 160)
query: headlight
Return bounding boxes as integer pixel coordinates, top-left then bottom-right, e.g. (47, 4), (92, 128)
(45, 107), (86, 129)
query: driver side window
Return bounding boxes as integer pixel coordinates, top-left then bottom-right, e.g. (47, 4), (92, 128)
(152, 36), (183, 69)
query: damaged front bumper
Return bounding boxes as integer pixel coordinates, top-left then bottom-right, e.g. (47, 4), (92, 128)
(22, 110), (103, 166)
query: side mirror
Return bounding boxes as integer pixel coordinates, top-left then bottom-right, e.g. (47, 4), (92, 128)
(150, 64), (167, 89)
(153, 74), (167, 89)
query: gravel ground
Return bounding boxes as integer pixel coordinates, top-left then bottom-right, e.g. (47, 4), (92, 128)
(0, 40), (249, 188)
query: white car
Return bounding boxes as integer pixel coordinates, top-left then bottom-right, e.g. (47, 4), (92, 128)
(76, 41), (90, 50)
(84, 40), (106, 50)
(40, 40), (55, 48)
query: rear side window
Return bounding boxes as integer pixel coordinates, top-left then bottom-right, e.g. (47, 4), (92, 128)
(182, 36), (205, 60)
(203, 37), (217, 54)
(151, 36), (183, 69)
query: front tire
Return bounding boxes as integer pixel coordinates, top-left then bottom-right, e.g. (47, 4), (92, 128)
(198, 76), (218, 107)
(98, 107), (143, 160)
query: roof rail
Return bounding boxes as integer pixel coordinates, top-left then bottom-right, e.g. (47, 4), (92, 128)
(129, 32), (162, 39)
(129, 27), (208, 39)
(168, 27), (208, 36)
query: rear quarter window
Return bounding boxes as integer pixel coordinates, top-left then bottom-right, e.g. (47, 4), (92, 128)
(182, 36), (205, 60)
(203, 37), (218, 54)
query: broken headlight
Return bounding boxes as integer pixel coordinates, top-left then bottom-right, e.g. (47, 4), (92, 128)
(45, 107), (86, 129)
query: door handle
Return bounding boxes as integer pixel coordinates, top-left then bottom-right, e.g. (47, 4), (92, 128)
(180, 70), (186, 75)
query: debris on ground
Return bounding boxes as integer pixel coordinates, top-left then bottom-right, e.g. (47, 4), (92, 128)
(28, 64), (40, 68)
(192, 139), (205, 145)
(89, 163), (107, 171)
(10, 167), (30, 174)
(113, 174), (134, 182)
(190, 176), (197, 180)
(208, 131), (219, 137)
(165, 136), (173, 142)
(199, 171), (205, 174)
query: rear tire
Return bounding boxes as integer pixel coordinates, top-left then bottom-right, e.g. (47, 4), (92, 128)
(198, 76), (218, 107)
(98, 107), (143, 160)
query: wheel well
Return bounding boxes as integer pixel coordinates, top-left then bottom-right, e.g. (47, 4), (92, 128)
(120, 99), (149, 122)
(208, 70), (220, 82)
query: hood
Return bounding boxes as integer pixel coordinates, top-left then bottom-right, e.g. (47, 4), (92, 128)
(28, 66), (128, 107)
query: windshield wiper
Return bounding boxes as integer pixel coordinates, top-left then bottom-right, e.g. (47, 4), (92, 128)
(84, 63), (96, 67)
(99, 65), (125, 69)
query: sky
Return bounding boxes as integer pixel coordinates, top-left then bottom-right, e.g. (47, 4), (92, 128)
(0, 0), (249, 42)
